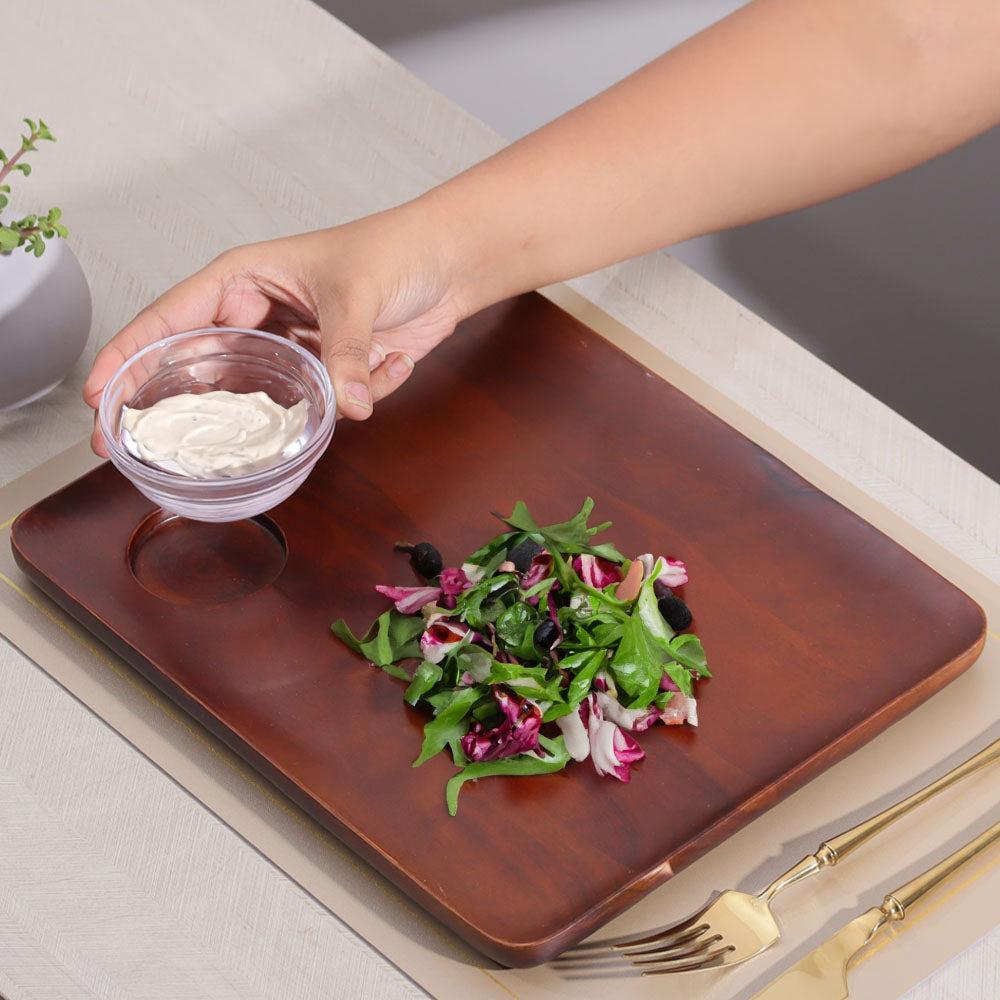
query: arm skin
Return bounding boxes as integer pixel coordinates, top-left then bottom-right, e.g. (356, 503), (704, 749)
(84, 0), (1000, 450)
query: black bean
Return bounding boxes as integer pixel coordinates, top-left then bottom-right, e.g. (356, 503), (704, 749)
(658, 595), (693, 631)
(395, 541), (443, 579)
(506, 537), (544, 573)
(533, 618), (560, 651)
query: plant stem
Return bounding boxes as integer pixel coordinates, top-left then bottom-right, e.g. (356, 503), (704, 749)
(0, 127), (41, 186)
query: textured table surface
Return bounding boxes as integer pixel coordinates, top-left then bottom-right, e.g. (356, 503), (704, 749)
(2, 1), (999, 998)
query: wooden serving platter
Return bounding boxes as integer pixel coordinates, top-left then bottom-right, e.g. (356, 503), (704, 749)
(11, 293), (986, 967)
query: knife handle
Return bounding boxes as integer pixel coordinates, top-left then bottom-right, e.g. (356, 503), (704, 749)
(819, 735), (1000, 865)
(883, 817), (1000, 919)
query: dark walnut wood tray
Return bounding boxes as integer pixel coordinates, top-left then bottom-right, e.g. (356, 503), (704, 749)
(11, 293), (986, 967)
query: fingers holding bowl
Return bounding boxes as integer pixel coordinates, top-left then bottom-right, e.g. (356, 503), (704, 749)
(83, 267), (232, 409)
(369, 351), (416, 403)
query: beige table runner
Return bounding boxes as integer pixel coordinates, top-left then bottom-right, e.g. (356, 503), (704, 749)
(2, 295), (999, 1000)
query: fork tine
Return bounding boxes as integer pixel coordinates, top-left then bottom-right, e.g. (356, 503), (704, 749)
(618, 923), (712, 957)
(636, 943), (735, 975)
(628, 933), (724, 965)
(610, 915), (708, 950)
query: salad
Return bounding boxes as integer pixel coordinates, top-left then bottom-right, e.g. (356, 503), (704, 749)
(331, 499), (709, 815)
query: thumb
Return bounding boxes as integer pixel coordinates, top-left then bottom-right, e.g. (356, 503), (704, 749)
(320, 312), (376, 420)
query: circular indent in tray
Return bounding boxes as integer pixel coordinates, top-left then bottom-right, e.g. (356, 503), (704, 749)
(127, 509), (287, 604)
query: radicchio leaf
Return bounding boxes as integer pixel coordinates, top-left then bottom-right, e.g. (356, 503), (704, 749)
(459, 686), (542, 762)
(375, 583), (442, 614)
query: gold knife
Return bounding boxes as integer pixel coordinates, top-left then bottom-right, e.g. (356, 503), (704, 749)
(749, 816), (1000, 1000)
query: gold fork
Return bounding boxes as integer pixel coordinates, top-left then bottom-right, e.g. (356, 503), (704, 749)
(614, 734), (1000, 974)
(749, 815), (1000, 1000)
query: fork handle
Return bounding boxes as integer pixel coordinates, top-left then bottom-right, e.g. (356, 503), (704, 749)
(882, 816), (1000, 919)
(820, 734), (1000, 865)
(759, 735), (1000, 903)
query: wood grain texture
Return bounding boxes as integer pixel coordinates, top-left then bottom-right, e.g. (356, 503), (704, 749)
(11, 293), (986, 966)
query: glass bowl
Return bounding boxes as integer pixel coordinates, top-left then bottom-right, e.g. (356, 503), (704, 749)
(99, 327), (336, 522)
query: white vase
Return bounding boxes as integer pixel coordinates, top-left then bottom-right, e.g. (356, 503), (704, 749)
(0, 235), (92, 410)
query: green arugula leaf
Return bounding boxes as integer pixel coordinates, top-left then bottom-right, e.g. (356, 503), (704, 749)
(453, 573), (517, 629)
(658, 634), (709, 696)
(502, 669), (566, 703)
(545, 543), (581, 591)
(479, 546), (514, 580)
(463, 529), (521, 568)
(331, 609), (426, 677)
(667, 633), (710, 675)
(499, 498), (625, 560)
(661, 659), (694, 697)
(404, 661), (442, 704)
(444, 734), (571, 815)
(453, 644), (495, 684)
(413, 687), (482, 766)
(609, 611), (668, 708)
(590, 620), (626, 648)
(635, 569), (675, 643)
(653, 688), (678, 710)
(541, 702), (573, 723)
(563, 648), (608, 706)
(521, 576), (558, 602)
(494, 601), (541, 659)
(606, 563), (699, 702)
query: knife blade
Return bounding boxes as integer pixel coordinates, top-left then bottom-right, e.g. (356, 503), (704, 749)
(748, 907), (888, 1000)
(749, 815), (1000, 999)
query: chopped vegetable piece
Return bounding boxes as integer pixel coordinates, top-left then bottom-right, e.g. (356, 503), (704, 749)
(658, 594), (693, 631)
(395, 541), (443, 579)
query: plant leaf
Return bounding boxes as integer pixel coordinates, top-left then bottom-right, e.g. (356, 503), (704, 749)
(330, 610), (425, 673)
(499, 497), (624, 560)
(403, 660), (442, 705)
(563, 648), (607, 706)
(462, 528), (520, 568)
(494, 601), (539, 652)
(444, 733), (570, 815)
(666, 634), (710, 678)
(413, 687), (481, 766)
(452, 572), (517, 629)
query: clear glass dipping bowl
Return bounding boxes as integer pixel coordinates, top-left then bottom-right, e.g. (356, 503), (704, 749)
(99, 328), (336, 522)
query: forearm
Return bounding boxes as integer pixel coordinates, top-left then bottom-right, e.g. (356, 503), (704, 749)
(416, 0), (1000, 315)
(84, 0), (1000, 425)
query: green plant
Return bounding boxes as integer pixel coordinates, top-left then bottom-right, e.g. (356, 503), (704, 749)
(0, 118), (68, 256)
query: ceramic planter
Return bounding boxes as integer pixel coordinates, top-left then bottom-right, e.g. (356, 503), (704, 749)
(0, 236), (92, 410)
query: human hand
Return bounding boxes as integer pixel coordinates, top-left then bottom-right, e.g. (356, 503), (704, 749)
(83, 208), (469, 455)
